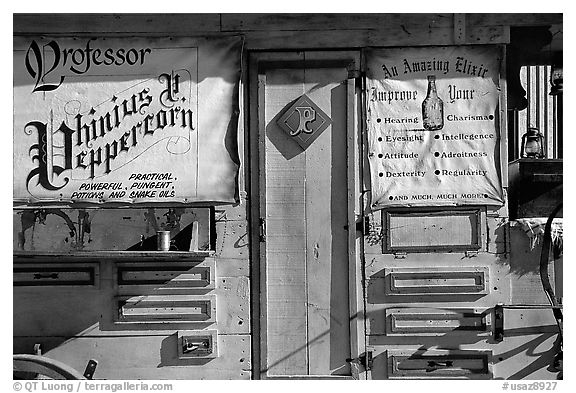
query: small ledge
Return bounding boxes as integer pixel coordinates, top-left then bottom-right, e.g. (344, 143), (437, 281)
(13, 250), (215, 262)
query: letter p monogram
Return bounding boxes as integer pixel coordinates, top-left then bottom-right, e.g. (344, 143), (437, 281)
(292, 106), (316, 136)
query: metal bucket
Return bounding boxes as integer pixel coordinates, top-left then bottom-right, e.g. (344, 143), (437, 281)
(157, 231), (171, 251)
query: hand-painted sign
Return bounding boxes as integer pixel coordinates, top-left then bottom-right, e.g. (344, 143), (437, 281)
(14, 36), (242, 205)
(366, 46), (504, 209)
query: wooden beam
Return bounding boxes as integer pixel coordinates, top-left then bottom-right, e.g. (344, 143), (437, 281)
(243, 26), (510, 50)
(13, 13), (221, 34)
(13, 13), (561, 36)
(467, 13), (563, 27)
(221, 13), (453, 32)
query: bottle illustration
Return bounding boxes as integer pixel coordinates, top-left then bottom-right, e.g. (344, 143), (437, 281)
(422, 75), (444, 131)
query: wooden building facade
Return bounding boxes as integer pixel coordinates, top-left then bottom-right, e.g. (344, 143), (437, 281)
(13, 13), (563, 380)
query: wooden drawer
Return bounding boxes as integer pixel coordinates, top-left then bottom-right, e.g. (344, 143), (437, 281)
(385, 267), (489, 296)
(383, 208), (482, 253)
(177, 330), (218, 359)
(385, 307), (491, 336)
(386, 349), (492, 379)
(114, 295), (216, 324)
(14, 263), (99, 287)
(116, 260), (216, 292)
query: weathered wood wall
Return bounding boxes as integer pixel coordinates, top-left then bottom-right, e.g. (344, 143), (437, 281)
(13, 13), (561, 48)
(363, 208), (561, 379)
(13, 13), (563, 380)
(14, 203), (251, 379)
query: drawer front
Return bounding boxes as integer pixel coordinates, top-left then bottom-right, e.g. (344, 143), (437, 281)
(386, 350), (492, 379)
(115, 295), (216, 323)
(385, 308), (490, 336)
(14, 264), (98, 287)
(116, 260), (215, 290)
(385, 267), (489, 296)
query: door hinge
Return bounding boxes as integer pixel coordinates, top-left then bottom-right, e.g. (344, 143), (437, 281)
(356, 214), (374, 235)
(259, 218), (266, 242)
(355, 218), (366, 234)
(361, 351), (373, 370)
(494, 303), (504, 342)
(346, 351), (373, 371)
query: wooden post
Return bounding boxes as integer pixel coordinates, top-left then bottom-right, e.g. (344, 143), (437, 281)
(189, 221), (199, 252)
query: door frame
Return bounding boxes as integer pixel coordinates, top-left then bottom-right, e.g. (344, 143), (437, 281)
(247, 51), (366, 379)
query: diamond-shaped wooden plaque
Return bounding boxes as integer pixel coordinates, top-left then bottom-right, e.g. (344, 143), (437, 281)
(277, 94), (332, 149)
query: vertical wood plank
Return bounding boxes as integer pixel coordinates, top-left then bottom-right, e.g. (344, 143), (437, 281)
(499, 45), (509, 189)
(254, 52), (307, 379)
(529, 66), (537, 129)
(348, 67), (366, 379)
(535, 66), (542, 142)
(545, 66), (554, 158)
(264, 65), (308, 376)
(518, 66), (528, 147)
(304, 66), (351, 375)
(304, 70), (332, 375)
(189, 221), (199, 251)
(255, 69), (267, 379)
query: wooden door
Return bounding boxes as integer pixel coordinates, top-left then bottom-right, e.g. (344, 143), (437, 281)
(252, 52), (364, 378)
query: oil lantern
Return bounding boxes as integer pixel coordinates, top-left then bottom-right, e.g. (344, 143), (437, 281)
(521, 127), (544, 158)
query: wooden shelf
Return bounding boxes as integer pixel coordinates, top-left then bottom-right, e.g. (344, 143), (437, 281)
(13, 250), (215, 262)
(508, 158), (563, 220)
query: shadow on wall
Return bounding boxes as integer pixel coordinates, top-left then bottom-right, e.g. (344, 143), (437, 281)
(258, 308), (561, 379)
(505, 223), (561, 277)
(13, 259), (218, 371)
(364, 265), (562, 380)
(329, 82), (352, 375)
(368, 333), (561, 380)
(266, 95), (328, 161)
